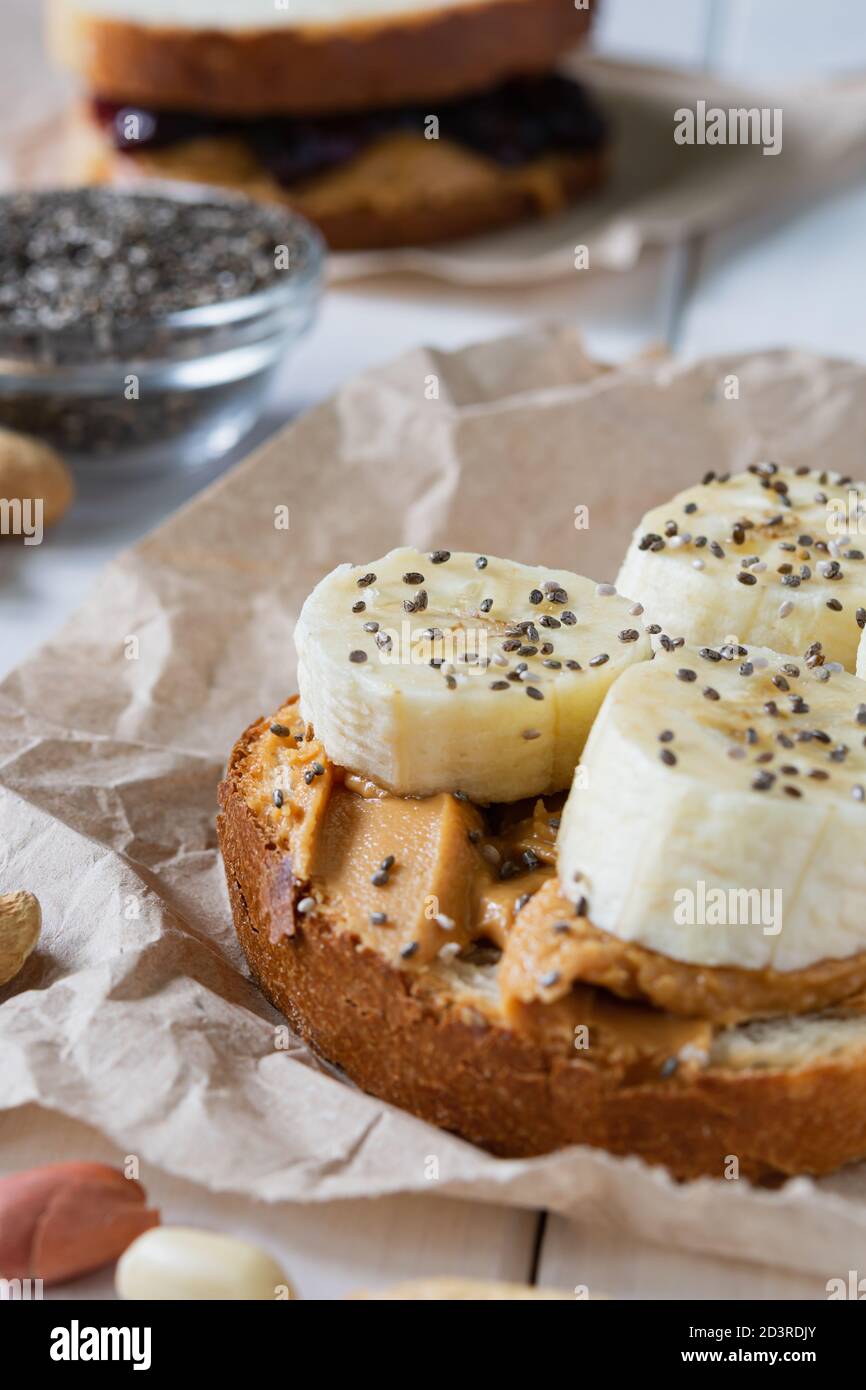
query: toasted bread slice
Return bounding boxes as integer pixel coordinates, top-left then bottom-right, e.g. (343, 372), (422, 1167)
(48, 0), (594, 117)
(217, 703), (866, 1183)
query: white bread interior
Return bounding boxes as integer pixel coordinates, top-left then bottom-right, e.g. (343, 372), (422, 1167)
(52, 0), (489, 28)
(710, 1011), (866, 1071)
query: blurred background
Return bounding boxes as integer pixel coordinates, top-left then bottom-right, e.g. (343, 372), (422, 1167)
(2, 0), (866, 676)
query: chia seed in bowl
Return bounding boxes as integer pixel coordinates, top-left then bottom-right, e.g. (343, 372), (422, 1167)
(0, 188), (324, 471)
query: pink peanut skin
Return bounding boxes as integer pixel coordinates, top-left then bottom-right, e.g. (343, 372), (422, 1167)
(0, 1162), (160, 1284)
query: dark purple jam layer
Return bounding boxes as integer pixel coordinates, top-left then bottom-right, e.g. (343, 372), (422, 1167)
(93, 76), (607, 187)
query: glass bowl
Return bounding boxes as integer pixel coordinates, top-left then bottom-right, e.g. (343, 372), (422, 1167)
(0, 187), (325, 475)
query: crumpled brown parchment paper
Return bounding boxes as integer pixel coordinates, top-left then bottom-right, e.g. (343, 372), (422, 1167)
(3, 327), (866, 1279)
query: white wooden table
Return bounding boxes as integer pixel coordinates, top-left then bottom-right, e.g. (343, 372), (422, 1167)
(2, 0), (865, 1300)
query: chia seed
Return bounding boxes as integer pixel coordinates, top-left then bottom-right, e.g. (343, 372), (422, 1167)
(0, 188), (320, 459)
(1, 190), (311, 331)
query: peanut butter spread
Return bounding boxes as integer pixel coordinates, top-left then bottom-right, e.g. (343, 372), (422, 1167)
(113, 134), (584, 226)
(238, 698), (557, 968)
(235, 697), (866, 1074)
(500, 884), (866, 1027)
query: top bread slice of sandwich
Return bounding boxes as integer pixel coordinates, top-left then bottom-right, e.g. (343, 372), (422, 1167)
(48, 0), (595, 116)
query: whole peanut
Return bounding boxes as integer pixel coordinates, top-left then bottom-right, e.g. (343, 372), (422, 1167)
(0, 1162), (160, 1285)
(0, 427), (73, 533)
(0, 890), (41, 986)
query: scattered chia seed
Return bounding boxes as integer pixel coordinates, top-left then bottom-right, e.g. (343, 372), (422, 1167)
(400, 941), (419, 959)
(429, 550), (451, 564)
(349, 649), (367, 663)
(475, 556), (488, 569)
(752, 770), (776, 791)
(273, 788), (284, 808)
(270, 722), (292, 737)
(369, 911), (388, 925)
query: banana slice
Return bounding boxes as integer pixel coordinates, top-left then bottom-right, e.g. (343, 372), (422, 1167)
(294, 547), (651, 803)
(616, 464), (866, 672)
(557, 640), (866, 971)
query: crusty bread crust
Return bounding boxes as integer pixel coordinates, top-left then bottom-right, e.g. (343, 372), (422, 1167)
(71, 111), (607, 250)
(49, 0), (593, 116)
(218, 711), (866, 1181)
